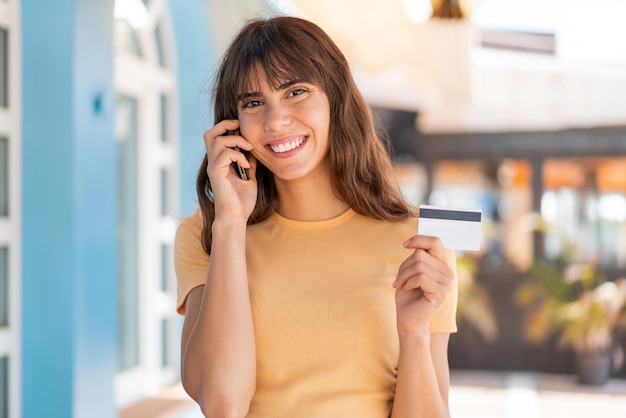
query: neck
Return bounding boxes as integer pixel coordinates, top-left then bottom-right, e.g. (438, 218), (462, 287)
(274, 164), (349, 221)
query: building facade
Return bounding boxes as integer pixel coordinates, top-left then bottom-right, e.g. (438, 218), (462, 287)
(2, 0), (225, 416)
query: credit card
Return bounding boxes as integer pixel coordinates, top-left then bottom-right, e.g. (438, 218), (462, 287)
(418, 205), (482, 251)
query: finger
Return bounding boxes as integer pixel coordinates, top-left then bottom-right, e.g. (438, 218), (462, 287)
(397, 249), (439, 280)
(246, 154), (258, 179)
(394, 263), (448, 292)
(224, 147), (250, 170)
(215, 119), (241, 136)
(203, 120), (240, 147)
(395, 254), (429, 287)
(395, 274), (450, 308)
(394, 250), (452, 289)
(403, 235), (447, 262)
(205, 128), (253, 151)
(401, 273), (449, 300)
(205, 148), (245, 178)
(394, 268), (426, 291)
(213, 136), (254, 152)
(205, 139), (253, 175)
(204, 119), (238, 138)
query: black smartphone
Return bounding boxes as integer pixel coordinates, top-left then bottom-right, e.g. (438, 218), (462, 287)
(228, 129), (249, 181)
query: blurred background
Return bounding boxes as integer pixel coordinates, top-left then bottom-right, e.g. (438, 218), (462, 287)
(2, 0), (626, 417)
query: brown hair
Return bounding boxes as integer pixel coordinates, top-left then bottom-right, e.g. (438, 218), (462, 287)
(196, 16), (415, 254)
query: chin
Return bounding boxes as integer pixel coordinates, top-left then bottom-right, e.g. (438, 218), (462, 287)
(272, 166), (315, 182)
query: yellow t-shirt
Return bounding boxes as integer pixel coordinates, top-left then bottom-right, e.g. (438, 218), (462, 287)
(175, 208), (458, 418)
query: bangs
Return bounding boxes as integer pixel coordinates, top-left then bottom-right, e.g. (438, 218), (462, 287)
(220, 21), (330, 116)
(237, 49), (323, 96)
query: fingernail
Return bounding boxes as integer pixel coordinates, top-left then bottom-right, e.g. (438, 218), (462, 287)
(392, 279), (398, 288)
(403, 239), (410, 247)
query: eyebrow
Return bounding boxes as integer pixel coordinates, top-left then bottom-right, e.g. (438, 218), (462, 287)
(236, 79), (308, 102)
(277, 79), (306, 90)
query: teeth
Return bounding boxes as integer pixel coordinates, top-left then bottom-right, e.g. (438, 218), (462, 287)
(270, 138), (304, 153)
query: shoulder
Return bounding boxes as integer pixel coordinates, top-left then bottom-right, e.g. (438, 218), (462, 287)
(340, 213), (419, 253)
(174, 209), (207, 263)
(174, 209), (209, 315)
(351, 212), (418, 234)
(175, 209), (203, 241)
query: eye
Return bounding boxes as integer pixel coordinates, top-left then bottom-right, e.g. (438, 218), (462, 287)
(241, 99), (262, 109)
(288, 87), (308, 98)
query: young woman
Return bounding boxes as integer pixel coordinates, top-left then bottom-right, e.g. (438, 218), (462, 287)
(174, 16), (458, 418)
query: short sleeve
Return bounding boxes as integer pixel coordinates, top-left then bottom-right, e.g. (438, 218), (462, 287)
(174, 209), (210, 315)
(428, 249), (459, 333)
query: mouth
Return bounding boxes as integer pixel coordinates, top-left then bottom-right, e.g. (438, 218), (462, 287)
(267, 136), (307, 155)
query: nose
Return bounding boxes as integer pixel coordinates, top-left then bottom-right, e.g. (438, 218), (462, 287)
(263, 102), (290, 133)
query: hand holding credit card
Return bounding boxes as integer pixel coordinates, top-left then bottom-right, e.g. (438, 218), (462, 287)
(418, 205), (482, 251)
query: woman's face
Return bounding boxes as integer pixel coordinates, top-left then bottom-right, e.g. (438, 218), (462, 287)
(237, 72), (331, 183)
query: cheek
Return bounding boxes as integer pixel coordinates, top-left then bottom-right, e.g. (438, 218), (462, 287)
(303, 101), (330, 133)
(315, 100), (331, 137)
(239, 120), (266, 159)
(239, 118), (259, 141)
(315, 113), (331, 144)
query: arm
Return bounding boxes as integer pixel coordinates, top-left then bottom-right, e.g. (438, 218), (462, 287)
(181, 219), (256, 417)
(391, 333), (451, 418)
(180, 120), (257, 417)
(391, 236), (456, 418)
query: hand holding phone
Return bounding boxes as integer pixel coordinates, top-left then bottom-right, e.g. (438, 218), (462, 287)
(227, 129), (249, 181)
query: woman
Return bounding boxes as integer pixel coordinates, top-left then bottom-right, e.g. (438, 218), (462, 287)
(174, 16), (457, 418)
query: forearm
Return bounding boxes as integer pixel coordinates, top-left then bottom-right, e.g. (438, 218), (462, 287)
(182, 218), (256, 416)
(391, 332), (450, 418)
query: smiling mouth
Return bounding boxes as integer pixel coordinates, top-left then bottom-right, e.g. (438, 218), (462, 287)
(268, 137), (306, 154)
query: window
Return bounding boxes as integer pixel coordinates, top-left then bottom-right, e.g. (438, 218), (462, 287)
(0, 28), (7, 107)
(116, 95), (140, 372)
(0, 248), (7, 328)
(114, 0), (180, 408)
(114, 19), (143, 57)
(541, 157), (626, 269)
(154, 21), (166, 68)
(0, 137), (7, 216)
(159, 93), (167, 143)
(0, 356), (7, 418)
(0, 1), (20, 418)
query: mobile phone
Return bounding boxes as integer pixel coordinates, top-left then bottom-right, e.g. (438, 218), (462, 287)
(228, 129), (249, 181)
(232, 147), (249, 180)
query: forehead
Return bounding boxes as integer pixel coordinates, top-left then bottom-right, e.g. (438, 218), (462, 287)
(239, 68), (273, 93)
(237, 60), (316, 94)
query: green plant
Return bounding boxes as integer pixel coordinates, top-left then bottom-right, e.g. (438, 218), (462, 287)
(559, 278), (626, 353)
(516, 259), (626, 355)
